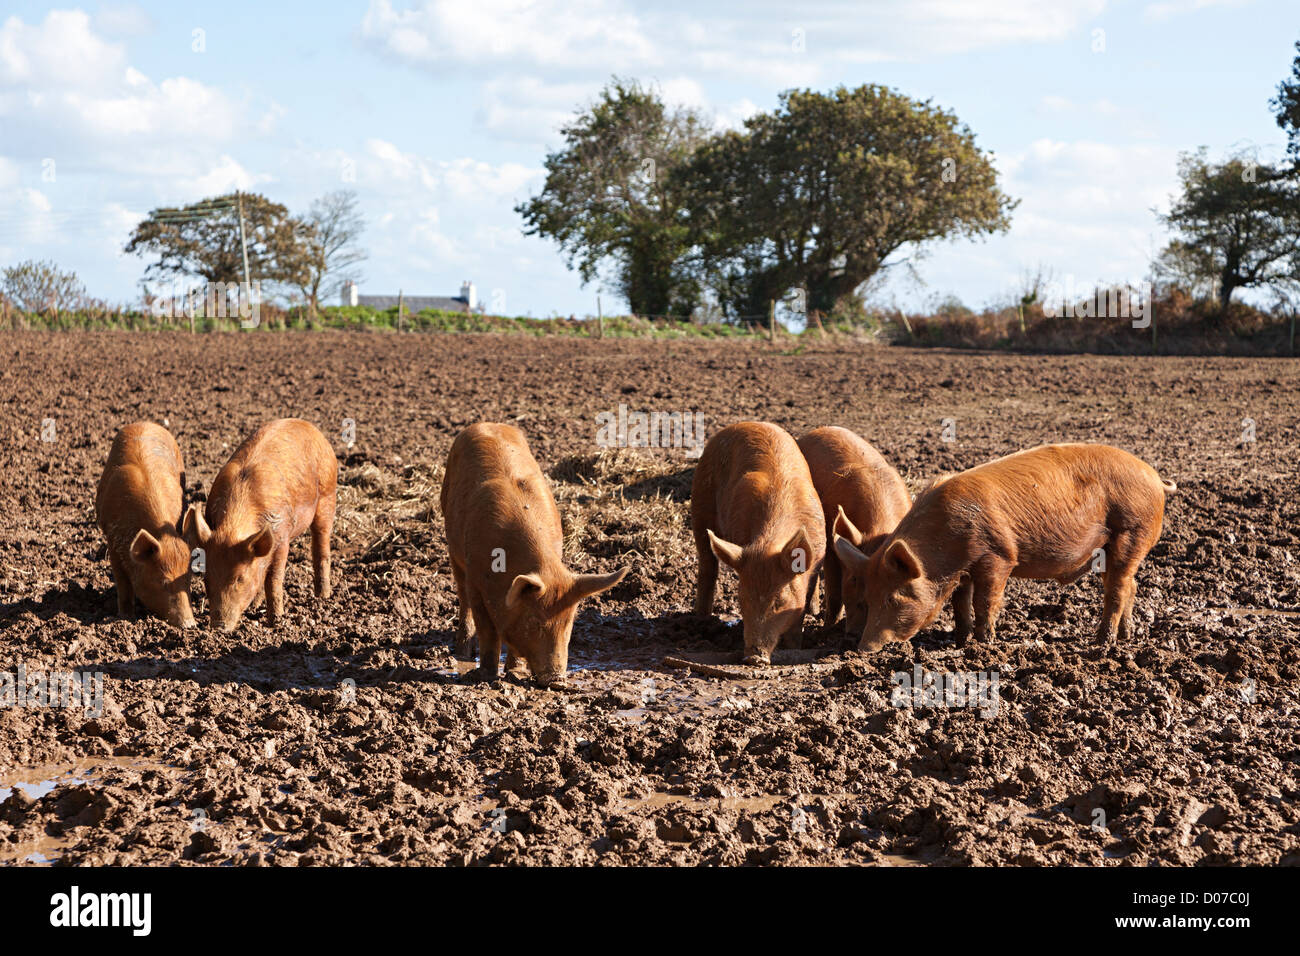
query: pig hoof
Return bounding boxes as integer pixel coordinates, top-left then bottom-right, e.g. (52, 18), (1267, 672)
(464, 667), (497, 684)
(453, 638), (478, 661)
(741, 654), (770, 667)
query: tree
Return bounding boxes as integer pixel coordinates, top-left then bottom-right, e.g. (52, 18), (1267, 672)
(675, 85), (1015, 319)
(516, 78), (711, 317)
(1, 259), (85, 312)
(1157, 149), (1300, 308)
(1272, 40), (1300, 165)
(124, 192), (310, 288)
(1152, 239), (1217, 300)
(295, 190), (368, 314)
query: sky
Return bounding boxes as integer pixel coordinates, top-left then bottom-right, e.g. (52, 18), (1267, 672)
(0, 0), (1295, 316)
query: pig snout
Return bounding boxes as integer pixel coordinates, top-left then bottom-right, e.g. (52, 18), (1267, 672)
(858, 607), (896, 652)
(858, 629), (892, 653)
(169, 595), (197, 629)
(207, 598), (244, 632)
(742, 605), (804, 665)
(527, 648), (569, 688)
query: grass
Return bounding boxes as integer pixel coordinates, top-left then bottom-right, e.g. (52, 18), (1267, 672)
(4, 289), (1295, 355)
(2, 302), (762, 339)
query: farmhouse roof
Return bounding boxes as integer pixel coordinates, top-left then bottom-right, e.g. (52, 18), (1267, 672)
(355, 294), (469, 312)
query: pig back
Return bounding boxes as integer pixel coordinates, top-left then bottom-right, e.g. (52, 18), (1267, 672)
(442, 423), (564, 576)
(694, 422), (823, 549)
(206, 419), (336, 541)
(900, 443), (1167, 575)
(798, 426), (910, 542)
(97, 422), (185, 536)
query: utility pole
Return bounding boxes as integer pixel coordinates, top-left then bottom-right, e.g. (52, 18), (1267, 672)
(236, 190), (252, 294)
(151, 194), (249, 329)
(596, 295), (603, 339)
(769, 299), (775, 342)
(236, 190), (254, 329)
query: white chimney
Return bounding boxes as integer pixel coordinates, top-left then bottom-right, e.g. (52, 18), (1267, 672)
(342, 280), (358, 307)
(460, 280), (476, 310)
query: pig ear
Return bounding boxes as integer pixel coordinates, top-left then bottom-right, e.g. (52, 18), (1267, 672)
(563, 567), (629, 608)
(781, 527), (814, 570)
(507, 573), (547, 608)
(707, 529), (744, 569)
(833, 533), (869, 570)
(833, 506), (865, 547)
(886, 539), (921, 580)
(129, 529), (161, 562)
(182, 504), (210, 546)
(247, 526), (275, 559)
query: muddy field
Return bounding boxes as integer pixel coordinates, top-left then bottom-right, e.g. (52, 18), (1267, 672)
(0, 330), (1297, 866)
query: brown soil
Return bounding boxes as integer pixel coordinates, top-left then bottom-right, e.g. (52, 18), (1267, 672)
(1, 331), (1297, 866)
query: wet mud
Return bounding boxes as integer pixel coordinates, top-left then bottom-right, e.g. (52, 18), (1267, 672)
(1, 331), (1297, 865)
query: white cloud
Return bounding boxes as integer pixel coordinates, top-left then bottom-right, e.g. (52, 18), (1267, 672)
(477, 76), (596, 145)
(364, 138), (442, 190)
(360, 0), (658, 69)
(442, 158), (539, 200)
(180, 155), (270, 196)
(0, 10), (250, 152)
(362, 0), (1109, 146)
(0, 9), (124, 88)
(362, 0), (1109, 73)
(924, 138), (1179, 301)
(282, 139), (547, 295)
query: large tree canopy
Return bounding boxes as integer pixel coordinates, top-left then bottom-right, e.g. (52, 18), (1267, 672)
(124, 192), (309, 287)
(675, 85), (1016, 318)
(516, 79), (711, 317)
(1157, 149), (1300, 308)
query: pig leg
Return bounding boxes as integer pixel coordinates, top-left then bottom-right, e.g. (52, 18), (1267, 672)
(693, 532), (718, 616)
(450, 561), (477, 661)
(265, 542), (290, 625)
(951, 577), (974, 643)
(504, 648), (530, 681)
(1099, 532), (1144, 644)
(971, 561), (1011, 644)
(311, 497), (334, 600)
(469, 599), (501, 682)
(108, 551), (134, 618)
(822, 551), (841, 625)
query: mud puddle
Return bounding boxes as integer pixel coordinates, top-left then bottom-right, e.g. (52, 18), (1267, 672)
(0, 757), (176, 866)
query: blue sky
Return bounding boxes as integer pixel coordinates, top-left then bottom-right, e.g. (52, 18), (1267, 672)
(0, 0), (1295, 316)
